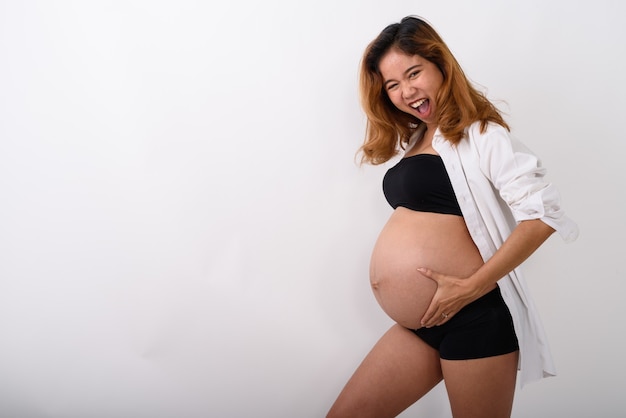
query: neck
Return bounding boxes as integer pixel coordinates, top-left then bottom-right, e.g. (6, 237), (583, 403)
(405, 124), (439, 156)
(421, 124), (438, 144)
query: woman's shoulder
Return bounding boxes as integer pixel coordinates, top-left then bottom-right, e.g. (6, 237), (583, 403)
(466, 120), (510, 141)
(460, 121), (512, 154)
(462, 121), (540, 165)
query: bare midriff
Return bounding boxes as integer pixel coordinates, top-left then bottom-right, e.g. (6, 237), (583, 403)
(369, 207), (488, 329)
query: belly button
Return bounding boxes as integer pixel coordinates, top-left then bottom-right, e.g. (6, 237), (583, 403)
(371, 280), (380, 290)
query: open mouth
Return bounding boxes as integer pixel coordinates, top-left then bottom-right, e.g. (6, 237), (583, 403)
(410, 98), (429, 114)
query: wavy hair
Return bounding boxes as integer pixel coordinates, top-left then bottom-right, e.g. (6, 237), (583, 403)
(358, 16), (509, 165)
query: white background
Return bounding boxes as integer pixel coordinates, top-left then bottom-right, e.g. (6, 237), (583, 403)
(1, 1), (624, 417)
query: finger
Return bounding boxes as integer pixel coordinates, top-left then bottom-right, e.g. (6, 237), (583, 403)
(417, 267), (440, 283)
(438, 311), (452, 325)
(420, 300), (440, 327)
(426, 310), (451, 328)
(422, 301), (456, 327)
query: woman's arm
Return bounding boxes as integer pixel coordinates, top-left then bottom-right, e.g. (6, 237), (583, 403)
(419, 219), (555, 328)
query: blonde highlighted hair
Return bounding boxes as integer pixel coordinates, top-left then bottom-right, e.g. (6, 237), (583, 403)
(359, 16), (509, 165)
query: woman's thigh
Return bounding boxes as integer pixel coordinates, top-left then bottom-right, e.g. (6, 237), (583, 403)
(327, 324), (443, 418)
(441, 351), (519, 418)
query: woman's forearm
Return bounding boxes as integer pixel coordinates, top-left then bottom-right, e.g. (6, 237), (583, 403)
(469, 219), (556, 294)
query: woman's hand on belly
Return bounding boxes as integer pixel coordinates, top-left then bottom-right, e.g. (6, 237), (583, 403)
(369, 209), (486, 329)
(417, 267), (495, 328)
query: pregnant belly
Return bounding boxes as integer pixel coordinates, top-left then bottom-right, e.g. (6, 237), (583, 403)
(369, 208), (484, 329)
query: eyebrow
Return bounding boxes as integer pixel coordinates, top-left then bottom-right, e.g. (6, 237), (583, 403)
(383, 64), (423, 87)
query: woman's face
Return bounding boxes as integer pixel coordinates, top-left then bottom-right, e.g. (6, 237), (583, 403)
(378, 49), (443, 128)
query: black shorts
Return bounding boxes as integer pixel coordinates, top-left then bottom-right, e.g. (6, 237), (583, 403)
(412, 286), (519, 360)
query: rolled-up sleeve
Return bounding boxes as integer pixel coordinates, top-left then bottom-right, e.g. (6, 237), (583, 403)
(473, 125), (579, 242)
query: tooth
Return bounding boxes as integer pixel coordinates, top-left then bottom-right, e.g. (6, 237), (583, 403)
(411, 99), (426, 108)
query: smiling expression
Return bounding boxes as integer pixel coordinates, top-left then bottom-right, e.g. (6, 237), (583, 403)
(379, 49), (444, 128)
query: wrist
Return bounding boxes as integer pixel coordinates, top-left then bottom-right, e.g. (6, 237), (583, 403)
(465, 274), (494, 300)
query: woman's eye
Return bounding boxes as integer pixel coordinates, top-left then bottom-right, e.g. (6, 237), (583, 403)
(409, 71), (419, 78)
(387, 83), (398, 91)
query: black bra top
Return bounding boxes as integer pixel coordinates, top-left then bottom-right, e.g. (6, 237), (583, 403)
(382, 154), (463, 216)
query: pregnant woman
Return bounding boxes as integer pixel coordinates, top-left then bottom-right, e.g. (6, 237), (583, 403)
(327, 16), (578, 418)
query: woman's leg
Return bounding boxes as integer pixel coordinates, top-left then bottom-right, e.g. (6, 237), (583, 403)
(326, 324), (443, 418)
(441, 351), (519, 418)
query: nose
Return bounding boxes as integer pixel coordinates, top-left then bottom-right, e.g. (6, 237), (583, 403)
(401, 83), (416, 100)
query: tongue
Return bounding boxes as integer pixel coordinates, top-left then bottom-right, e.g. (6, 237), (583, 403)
(417, 99), (429, 114)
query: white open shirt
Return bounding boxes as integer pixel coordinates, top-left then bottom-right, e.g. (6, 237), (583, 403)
(410, 121), (579, 386)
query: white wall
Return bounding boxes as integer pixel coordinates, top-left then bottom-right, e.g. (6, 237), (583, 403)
(1, 1), (624, 417)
